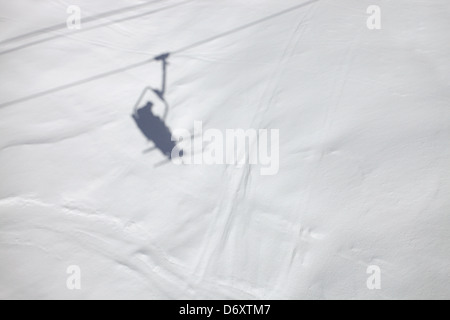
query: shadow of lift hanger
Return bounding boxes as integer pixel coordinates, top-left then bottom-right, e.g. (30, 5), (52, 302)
(0, 0), (319, 109)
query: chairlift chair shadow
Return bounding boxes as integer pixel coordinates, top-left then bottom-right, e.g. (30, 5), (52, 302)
(131, 53), (183, 162)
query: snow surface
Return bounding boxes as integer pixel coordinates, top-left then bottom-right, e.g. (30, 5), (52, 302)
(0, 0), (449, 299)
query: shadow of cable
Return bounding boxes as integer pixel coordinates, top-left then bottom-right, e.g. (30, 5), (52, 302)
(0, 0), (319, 109)
(172, 0), (319, 54)
(0, 0), (166, 45)
(0, 0), (194, 56)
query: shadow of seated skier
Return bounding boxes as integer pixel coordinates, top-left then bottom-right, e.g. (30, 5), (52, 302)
(132, 101), (179, 159)
(132, 53), (183, 162)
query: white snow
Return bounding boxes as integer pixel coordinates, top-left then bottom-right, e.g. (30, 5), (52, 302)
(0, 0), (449, 299)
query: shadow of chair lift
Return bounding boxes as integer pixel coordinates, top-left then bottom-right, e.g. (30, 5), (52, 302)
(129, 2), (322, 167)
(132, 53), (184, 166)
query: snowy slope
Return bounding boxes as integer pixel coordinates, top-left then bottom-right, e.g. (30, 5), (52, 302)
(0, 0), (449, 299)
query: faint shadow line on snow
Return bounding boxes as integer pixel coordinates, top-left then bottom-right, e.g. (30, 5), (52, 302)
(0, 0), (167, 45)
(172, 0), (320, 54)
(0, 0), (194, 57)
(0, 0), (194, 56)
(0, 0), (320, 109)
(0, 59), (153, 109)
(0, 118), (117, 152)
